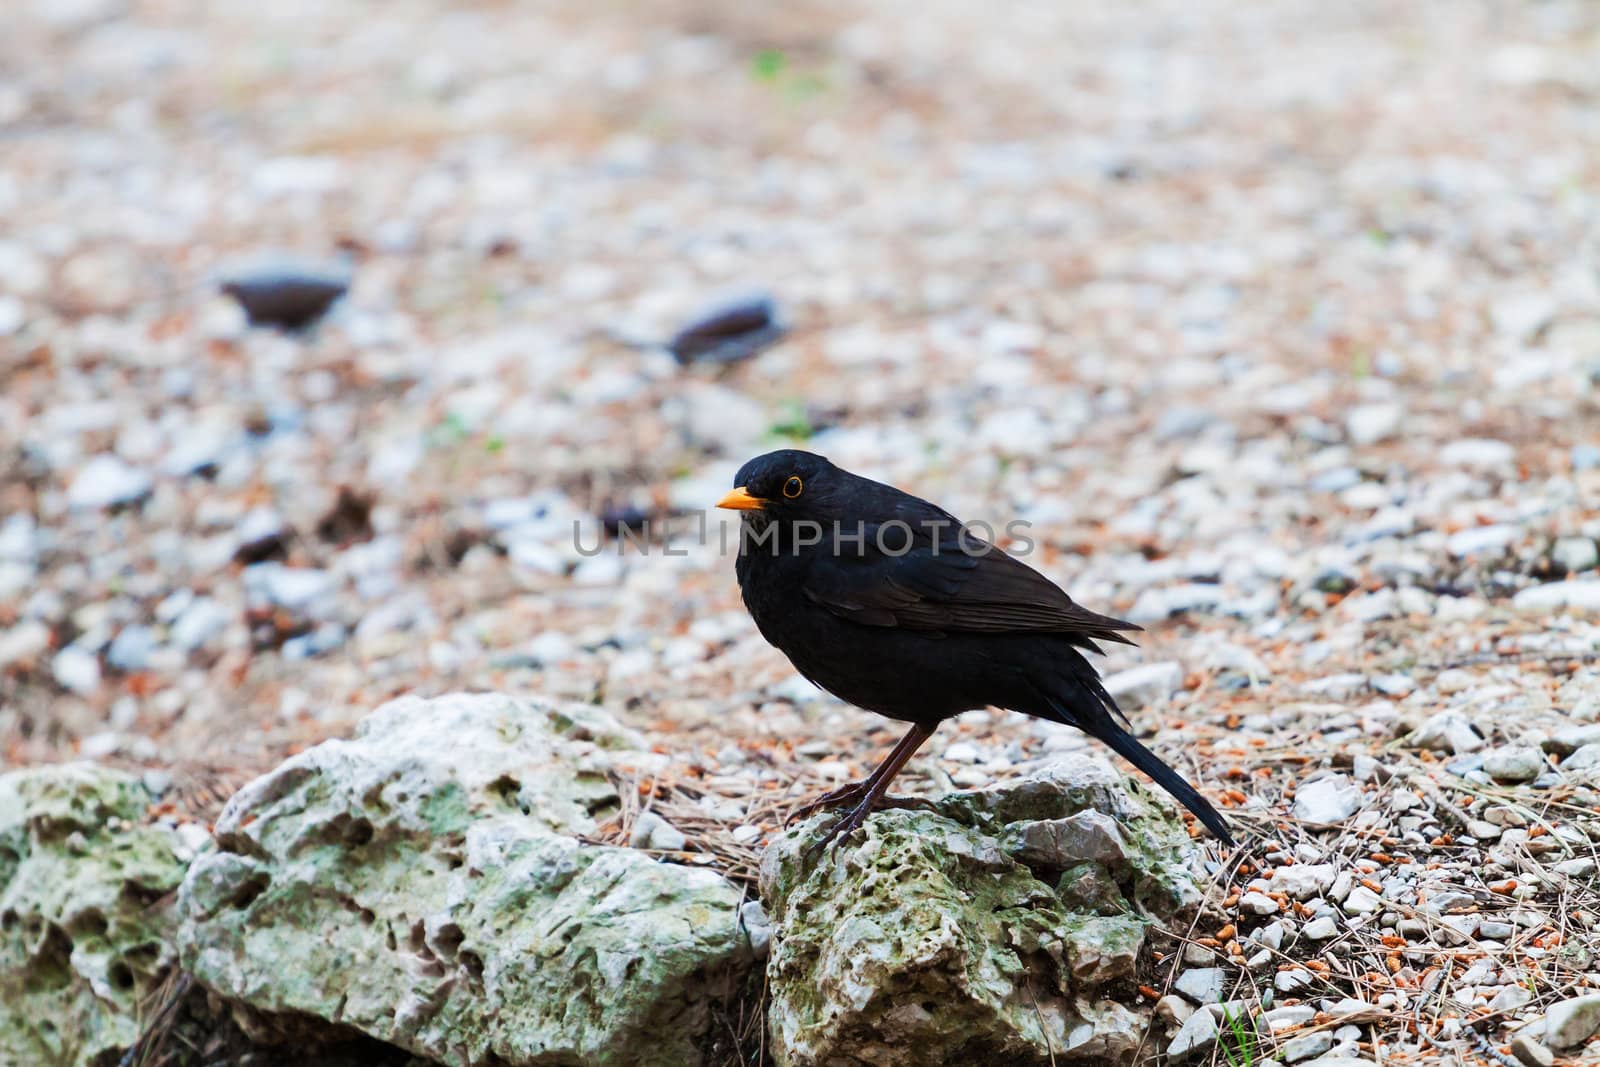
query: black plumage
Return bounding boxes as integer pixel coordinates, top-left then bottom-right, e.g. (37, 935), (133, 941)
(718, 448), (1233, 851)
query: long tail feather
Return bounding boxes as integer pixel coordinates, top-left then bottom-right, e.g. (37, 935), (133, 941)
(1076, 706), (1235, 845)
(1035, 664), (1234, 845)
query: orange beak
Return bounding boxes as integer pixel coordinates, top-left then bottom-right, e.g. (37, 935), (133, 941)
(716, 486), (767, 511)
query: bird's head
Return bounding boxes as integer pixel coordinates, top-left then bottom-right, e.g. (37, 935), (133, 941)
(717, 449), (842, 530)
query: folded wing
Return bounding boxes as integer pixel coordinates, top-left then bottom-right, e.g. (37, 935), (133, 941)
(801, 524), (1139, 647)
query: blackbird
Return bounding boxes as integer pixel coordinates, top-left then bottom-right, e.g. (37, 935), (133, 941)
(718, 449), (1233, 851)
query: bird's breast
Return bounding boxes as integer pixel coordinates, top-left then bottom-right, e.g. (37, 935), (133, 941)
(735, 547), (995, 722)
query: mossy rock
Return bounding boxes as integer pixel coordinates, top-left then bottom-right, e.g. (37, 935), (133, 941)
(0, 763), (188, 1067)
(760, 754), (1202, 1066)
(178, 692), (756, 1067)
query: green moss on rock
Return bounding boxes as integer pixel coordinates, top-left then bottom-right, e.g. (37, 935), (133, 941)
(179, 692), (755, 1067)
(760, 754), (1203, 1066)
(0, 763), (187, 1067)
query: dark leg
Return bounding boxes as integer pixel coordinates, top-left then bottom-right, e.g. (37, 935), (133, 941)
(787, 723), (933, 824)
(802, 723), (936, 857)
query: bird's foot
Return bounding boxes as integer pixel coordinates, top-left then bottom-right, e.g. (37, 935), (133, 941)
(788, 785), (937, 826)
(786, 781), (871, 825)
(800, 793), (939, 859)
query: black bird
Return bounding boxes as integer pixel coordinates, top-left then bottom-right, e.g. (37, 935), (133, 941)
(718, 449), (1233, 851)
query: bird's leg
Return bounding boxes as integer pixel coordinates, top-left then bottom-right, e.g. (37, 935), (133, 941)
(787, 723), (931, 824)
(805, 723), (935, 857)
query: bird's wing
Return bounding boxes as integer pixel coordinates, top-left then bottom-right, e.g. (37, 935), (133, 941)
(801, 525), (1139, 643)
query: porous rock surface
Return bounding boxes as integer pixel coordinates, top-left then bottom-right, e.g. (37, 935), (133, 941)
(759, 754), (1203, 1066)
(178, 692), (756, 1067)
(0, 764), (187, 1067)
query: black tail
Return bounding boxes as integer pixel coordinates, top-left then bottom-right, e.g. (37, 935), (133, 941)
(1081, 710), (1235, 845)
(1036, 668), (1235, 845)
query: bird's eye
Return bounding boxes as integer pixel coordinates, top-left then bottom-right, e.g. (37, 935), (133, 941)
(783, 476), (803, 498)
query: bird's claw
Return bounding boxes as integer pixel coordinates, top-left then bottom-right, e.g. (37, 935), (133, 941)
(797, 793), (939, 860)
(803, 802), (871, 860)
(785, 781), (870, 826)
(787, 786), (936, 827)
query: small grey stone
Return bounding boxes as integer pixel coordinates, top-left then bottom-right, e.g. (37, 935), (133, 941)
(1167, 1005), (1218, 1061)
(0, 513), (38, 562)
(1560, 744), (1600, 772)
(1275, 968), (1313, 993)
(1352, 755), (1387, 783)
(1409, 711), (1485, 754)
(1554, 856), (1598, 877)
(1438, 915), (1480, 943)
(170, 597), (228, 651)
(1369, 673), (1414, 697)
(1490, 985), (1533, 1012)
(1175, 967), (1226, 1005)
(234, 506), (285, 553)
(67, 455), (153, 510)
(1254, 921), (1286, 951)
(740, 900), (772, 960)
(1293, 775), (1361, 824)
(1447, 524), (1518, 558)
(1272, 863), (1336, 899)
(281, 623), (347, 661)
(245, 563), (335, 612)
(0, 621), (51, 668)
(1302, 916), (1338, 940)
(1545, 994), (1600, 1048)
(1239, 891), (1280, 915)
(107, 625), (156, 672)
(0, 294), (22, 335)
(52, 644), (101, 695)
(1483, 747), (1545, 783)
(1264, 1005), (1316, 1032)
(1514, 580), (1600, 616)
(628, 810), (686, 851)
(1553, 538), (1599, 574)
(1511, 1033), (1555, 1067)
(1299, 673), (1367, 700)
(1103, 661), (1184, 709)
(1342, 886), (1382, 915)
(1327, 997), (1379, 1021)
(1127, 583), (1223, 623)
(1345, 403), (1403, 446)
(1440, 438), (1515, 469)
(1425, 890), (1477, 912)
(1328, 871), (1355, 903)
(218, 257), (350, 330)
(1281, 1030), (1333, 1063)
(1156, 994), (1194, 1028)
(1546, 724), (1600, 757)
(648, 818), (687, 852)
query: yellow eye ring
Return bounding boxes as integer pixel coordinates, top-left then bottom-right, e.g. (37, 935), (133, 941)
(783, 476), (803, 498)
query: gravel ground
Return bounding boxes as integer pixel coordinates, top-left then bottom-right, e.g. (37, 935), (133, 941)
(5, 1), (1600, 1063)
